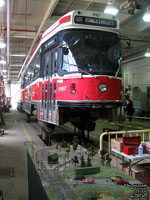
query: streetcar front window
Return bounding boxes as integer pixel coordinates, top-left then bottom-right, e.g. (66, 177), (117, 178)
(61, 29), (121, 77)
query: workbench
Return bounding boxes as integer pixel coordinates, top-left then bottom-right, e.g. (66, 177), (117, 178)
(111, 148), (150, 175)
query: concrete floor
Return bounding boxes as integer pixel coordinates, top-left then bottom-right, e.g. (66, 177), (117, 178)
(0, 110), (44, 200)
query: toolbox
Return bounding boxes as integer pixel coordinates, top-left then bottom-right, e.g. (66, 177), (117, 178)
(122, 136), (141, 155)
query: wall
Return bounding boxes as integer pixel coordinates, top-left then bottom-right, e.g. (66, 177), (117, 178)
(5, 83), (11, 97)
(123, 57), (150, 113)
(11, 83), (20, 109)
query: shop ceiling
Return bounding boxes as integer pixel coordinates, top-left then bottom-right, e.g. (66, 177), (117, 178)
(0, 0), (150, 83)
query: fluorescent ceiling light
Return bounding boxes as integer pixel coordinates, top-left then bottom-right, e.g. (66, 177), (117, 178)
(0, 0), (5, 7)
(145, 48), (150, 57)
(104, 0), (118, 16)
(36, 64), (40, 68)
(143, 6), (150, 22)
(10, 64), (22, 66)
(10, 54), (26, 57)
(11, 71), (19, 74)
(2, 69), (7, 72)
(0, 41), (6, 48)
(0, 59), (6, 65)
(11, 35), (34, 39)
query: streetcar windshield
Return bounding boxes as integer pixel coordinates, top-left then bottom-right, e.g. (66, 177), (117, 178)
(61, 29), (121, 77)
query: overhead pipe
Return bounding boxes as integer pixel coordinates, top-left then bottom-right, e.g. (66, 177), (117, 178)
(121, 37), (150, 43)
(2, 12), (31, 16)
(121, 36), (150, 62)
(7, 0), (11, 81)
(0, 28), (37, 32)
(122, 49), (144, 59)
(18, 0), (60, 80)
(122, 55), (144, 64)
(139, 24), (150, 32)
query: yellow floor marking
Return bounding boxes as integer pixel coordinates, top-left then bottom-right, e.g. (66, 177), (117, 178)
(98, 119), (150, 130)
(125, 115), (150, 120)
(145, 159), (150, 162)
(21, 123), (37, 149)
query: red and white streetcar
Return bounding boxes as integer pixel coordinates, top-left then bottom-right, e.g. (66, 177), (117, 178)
(20, 10), (122, 144)
(83, 178), (95, 184)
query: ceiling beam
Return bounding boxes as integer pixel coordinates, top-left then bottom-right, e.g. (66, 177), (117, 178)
(139, 24), (150, 32)
(81, 0), (106, 4)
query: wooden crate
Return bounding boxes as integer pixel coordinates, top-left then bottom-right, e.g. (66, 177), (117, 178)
(111, 138), (123, 152)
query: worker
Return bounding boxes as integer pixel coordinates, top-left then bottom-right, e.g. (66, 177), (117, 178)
(126, 100), (134, 121)
(0, 103), (5, 125)
(0, 189), (4, 200)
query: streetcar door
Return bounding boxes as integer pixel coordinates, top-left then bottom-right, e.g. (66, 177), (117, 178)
(41, 51), (50, 121)
(48, 49), (57, 124)
(40, 48), (57, 123)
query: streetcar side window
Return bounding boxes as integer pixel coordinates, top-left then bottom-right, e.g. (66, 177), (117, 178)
(33, 50), (40, 79)
(23, 48), (41, 87)
(42, 85), (44, 107)
(24, 73), (28, 86)
(44, 52), (50, 78)
(45, 84), (48, 108)
(54, 50), (57, 73)
(51, 51), (54, 76)
(62, 43), (78, 72)
(46, 64), (48, 78)
(49, 83), (52, 109)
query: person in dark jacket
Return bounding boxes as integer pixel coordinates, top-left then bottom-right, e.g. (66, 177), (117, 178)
(0, 104), (5, 125)
(126, 100), (134, 121)
(0, 189), (4, 200)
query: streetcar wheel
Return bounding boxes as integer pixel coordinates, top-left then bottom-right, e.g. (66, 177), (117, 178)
(48, 124), (55, 133)
(26, 114), (31, 123)
(41, 128), (49, 146)
(41, 128), (47, 141)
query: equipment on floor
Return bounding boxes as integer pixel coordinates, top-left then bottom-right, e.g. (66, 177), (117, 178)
(0, 129), (4, 136)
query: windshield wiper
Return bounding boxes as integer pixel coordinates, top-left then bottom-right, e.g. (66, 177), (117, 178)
(77, 66), (94, 76)
(62, 62), (95, 76)
(115, 59), (121, 77)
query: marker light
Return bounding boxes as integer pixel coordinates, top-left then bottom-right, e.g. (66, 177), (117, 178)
(70, 83), (76, 94)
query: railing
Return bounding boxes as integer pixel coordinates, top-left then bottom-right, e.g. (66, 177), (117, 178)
(99, 129), (150, 155)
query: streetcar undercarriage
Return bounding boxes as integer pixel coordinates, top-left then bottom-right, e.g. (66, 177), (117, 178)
(22, 101), (122, 145)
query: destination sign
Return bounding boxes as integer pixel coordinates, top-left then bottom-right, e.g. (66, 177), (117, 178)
(74, 16), (117, 28)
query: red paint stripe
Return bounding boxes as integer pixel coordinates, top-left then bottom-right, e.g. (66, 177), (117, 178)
(22, 15), (71, 76)
(42, 15), (71, 41)
(59, 15), (71, 24)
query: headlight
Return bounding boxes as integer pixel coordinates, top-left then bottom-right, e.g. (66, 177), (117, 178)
(99, 84), (107, 93)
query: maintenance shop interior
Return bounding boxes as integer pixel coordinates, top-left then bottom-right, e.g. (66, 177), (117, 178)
(1, 0), (150, 200)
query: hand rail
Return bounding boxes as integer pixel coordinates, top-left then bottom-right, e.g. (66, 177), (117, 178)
(99, 129), (150, 155)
